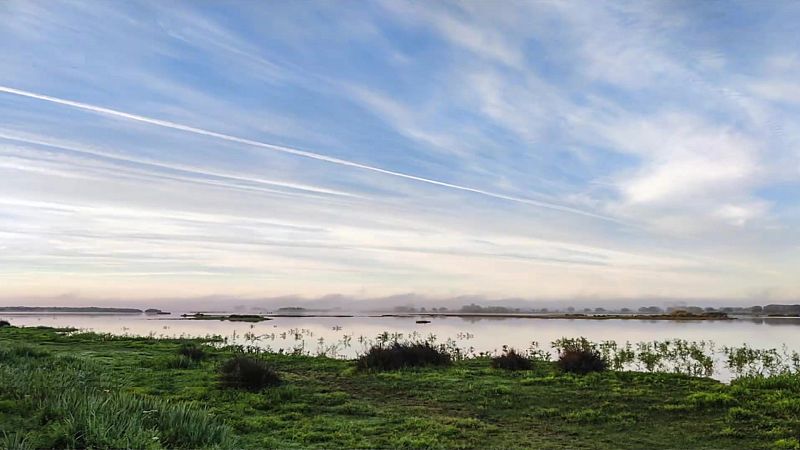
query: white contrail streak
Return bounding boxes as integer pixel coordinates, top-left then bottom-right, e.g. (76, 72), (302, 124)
(0, 131), (359, 198)
(0, 85), (620, 223)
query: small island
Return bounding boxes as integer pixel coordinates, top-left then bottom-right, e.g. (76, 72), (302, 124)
(180, 313), (271, 322)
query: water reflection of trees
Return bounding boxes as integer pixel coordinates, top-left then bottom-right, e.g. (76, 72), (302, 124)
(744, 318), (800, 327)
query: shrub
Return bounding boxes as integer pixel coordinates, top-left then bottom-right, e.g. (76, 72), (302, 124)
(557, 349), (607, 375)
(177, 343), (206, 361)
(0, 320), (11, 328)
(357, 342), (451, 371)
(491, 348), (532, 371)
(219, 355), (280, 391)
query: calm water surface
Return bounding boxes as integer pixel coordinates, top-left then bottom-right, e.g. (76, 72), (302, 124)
(4, 313), (799, 360)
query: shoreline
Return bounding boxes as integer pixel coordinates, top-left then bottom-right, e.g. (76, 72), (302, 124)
(7, 310), (800, 322)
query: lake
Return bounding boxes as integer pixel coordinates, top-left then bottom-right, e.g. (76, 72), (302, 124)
(4, 312), (799, 363)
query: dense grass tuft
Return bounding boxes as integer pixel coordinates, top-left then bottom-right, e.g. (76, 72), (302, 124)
(357, 342), (452, 371)
(1, 430), (30, 450)
(220, 355), (281, 391)
(687, 391), (738, 409)
(177, 343), (206, 361)
(166, 355), (199, 369)
(0, 351), (235, 449)
(0, 343), (51, 361)
(733, 373), (800, 393)
(557, 349), (607, 375)
(491, 348), (533, 371)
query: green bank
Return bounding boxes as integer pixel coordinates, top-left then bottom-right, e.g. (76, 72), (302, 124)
(1, 326), (800, 449)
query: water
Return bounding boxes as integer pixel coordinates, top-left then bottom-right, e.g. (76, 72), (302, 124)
(4, 312), (800, 359)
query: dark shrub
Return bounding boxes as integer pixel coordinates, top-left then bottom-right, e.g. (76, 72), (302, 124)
(219, 355), (280, 391)
(557, 349), (607, 375)
(491, 348), (532, 371)
(357, 342), (451, 371)
(0, 320), (10, 327)
(178, 343), (206, 361)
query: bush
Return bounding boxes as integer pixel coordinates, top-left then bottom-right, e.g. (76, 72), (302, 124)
(557, 349), (607, 375)
(357, 342), (451, 371)
(0, 320), (11, 328)
(177, 343), (206, 361)
(491, 348), (532, 370)
(219, 355), (280, 391)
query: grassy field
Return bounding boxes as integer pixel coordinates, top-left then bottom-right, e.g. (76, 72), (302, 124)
(2, 326), (800, 449)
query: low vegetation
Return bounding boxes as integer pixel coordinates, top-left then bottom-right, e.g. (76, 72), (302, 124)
(491, 347), (533, 370)
(219, 355), (281, 391)
(557, 348), (607, 374)
(0, 341), (234, 449)
(554, 337), (608, 374)
(356, 341), (452, 371)
(3, 326), (800, 448)
(178, 342), (207, 361)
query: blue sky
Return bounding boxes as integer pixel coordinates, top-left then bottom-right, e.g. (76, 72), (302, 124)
(0, 1), (799, 305)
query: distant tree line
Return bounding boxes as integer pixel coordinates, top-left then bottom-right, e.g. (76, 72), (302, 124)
(390, 303), (800, 316)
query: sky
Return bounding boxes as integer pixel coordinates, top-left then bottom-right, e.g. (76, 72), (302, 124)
(0, 1), (799, 306)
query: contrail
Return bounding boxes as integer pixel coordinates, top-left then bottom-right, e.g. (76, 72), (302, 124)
(0, 85), (620, 223)
(0, 131), (359, 198)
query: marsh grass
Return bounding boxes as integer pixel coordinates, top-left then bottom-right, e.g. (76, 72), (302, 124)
(553, 338), (607, 374)
(356, 342), (452, 371)
(491, 347), (532, 371)
(219, 355), (281, 391)
(165, 354), (199, 369)
(177, 343), (207, 361)
(5, 326), (800, 448)
(0, 343), (235, 448)
(0, 343), (50, 360)
(557, 348), (607, 374)
(0, 431), (30, 450)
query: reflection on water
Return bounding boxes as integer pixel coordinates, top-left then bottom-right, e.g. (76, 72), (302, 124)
(4, 313), (800, 359)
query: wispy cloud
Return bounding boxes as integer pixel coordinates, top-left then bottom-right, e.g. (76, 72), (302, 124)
(0, 1), (798, 302)
(0, 85), (619, 222)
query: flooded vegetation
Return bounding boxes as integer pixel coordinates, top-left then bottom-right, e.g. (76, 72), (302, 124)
(5, 312), (800, 381)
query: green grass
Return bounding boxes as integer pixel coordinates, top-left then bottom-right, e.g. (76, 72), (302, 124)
(2, 326), (800, 449)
